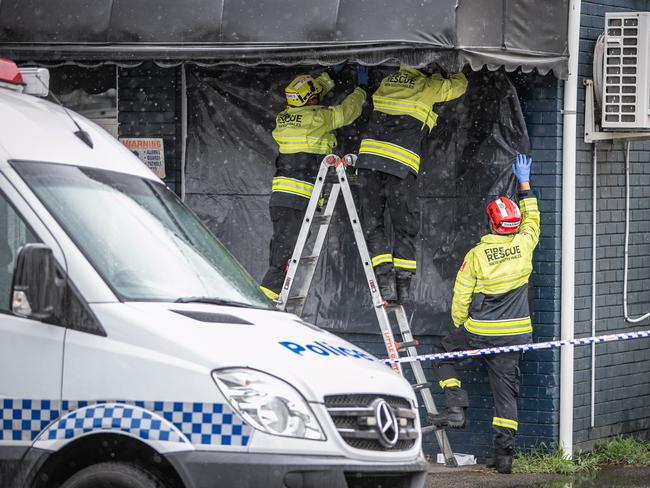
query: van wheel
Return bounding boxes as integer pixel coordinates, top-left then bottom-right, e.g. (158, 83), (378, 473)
(60, 462), (167, 488)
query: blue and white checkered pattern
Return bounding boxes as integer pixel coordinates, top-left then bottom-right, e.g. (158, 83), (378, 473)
(0, 399), (60, 441)
(151, 401), (249, 446)
(45, 403), (187, 444)
(1, 399), (250, 446)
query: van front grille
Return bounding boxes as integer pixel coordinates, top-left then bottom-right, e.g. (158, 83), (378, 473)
(324, 394), (418, 452)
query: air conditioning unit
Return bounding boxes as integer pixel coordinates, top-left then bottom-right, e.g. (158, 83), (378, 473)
(602, 12), (650, 130)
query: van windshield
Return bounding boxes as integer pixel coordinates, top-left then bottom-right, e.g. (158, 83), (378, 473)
(13, 161), (272, 308)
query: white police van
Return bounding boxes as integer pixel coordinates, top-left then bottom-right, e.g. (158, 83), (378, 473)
(0, 59), (427, 488)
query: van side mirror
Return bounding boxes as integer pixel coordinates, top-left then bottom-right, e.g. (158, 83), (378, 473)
(11, 244), (63, 320)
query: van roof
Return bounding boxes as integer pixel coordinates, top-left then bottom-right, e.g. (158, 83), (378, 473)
(0, 87), (158, 181)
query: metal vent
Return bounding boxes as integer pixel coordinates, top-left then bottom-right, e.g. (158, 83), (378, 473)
(602, 13), (650, 129)
(324, 394), (418, 452)
(170, 310), (253, 324)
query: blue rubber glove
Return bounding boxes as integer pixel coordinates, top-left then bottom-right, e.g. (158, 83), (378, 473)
(356, 65), (369, 88)
(512, 154), (532, 183)
(330, 62), (346, 74)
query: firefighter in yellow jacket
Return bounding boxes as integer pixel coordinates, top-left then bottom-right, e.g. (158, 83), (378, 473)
(260, 65), (368, 300)
(428, 154), (539, 474)
(356, 65), (468, 304)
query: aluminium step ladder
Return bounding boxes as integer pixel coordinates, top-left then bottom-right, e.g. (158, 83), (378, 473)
(275, 153), (458, 467)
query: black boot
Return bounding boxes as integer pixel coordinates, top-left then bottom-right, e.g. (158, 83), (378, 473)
(427, 407), (466, 429)
(396, 270), (413, 304)
(377, 270), (398, 303)
(494, 448), (514, 474)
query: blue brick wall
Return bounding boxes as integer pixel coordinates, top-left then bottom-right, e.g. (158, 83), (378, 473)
(117, 63), (182, 194)
(573, 0), (650, 450)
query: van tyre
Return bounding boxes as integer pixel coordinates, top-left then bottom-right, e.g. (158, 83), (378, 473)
(60, 462), (167, 488)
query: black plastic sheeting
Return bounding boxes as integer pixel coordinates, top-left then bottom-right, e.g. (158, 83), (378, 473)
(48, 65), (116, 95)
(185, 65), (529, 335)
(0, 0), (568, 78)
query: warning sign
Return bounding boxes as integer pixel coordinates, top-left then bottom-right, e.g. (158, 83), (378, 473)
(120, 138), (166, 178)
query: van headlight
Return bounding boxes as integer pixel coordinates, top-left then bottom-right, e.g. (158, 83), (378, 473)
(212, 368), (325, 440)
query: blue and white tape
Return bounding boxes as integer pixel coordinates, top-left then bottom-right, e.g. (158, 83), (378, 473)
(383, 329), (650, 365)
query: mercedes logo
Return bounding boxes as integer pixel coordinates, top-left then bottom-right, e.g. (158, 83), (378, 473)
(373, 399), (399, 448)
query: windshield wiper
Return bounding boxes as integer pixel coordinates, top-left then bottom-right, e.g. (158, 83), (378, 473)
(174, 296), (258, 309)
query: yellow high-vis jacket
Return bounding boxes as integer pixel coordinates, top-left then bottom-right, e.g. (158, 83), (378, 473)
(272, 81), (366, 155)
(451, 190), (540, 344)
(356, 66), (467, 178)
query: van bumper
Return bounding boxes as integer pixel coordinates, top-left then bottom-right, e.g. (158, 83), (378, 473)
(166, 451), (427, 488)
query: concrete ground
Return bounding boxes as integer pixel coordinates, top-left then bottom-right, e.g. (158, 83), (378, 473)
(426, 463), (561, 488)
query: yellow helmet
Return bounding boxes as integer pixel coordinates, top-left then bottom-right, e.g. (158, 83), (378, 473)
(285, 74), (321, 107)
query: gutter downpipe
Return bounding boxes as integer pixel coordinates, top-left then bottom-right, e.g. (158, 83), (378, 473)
(560, 0), (581, 459)
(590, 145), (597, 428)
(591, 145), (598, 429)
(181, 63), (188, 201)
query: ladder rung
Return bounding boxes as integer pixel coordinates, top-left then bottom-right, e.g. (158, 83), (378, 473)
(311, 215), (331, 225)
(411, 382), (434, 391)
(421, 425), (441, 434)
(396, 339), (419, 351)
(300, 255), (319, 265)
(287, 296), (307, 306)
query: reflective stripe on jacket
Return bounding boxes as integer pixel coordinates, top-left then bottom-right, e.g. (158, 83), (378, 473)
(272, 85), (366, 155)
(269, 153), (322, 210)
(356, 67), (467, 178)
(271, 177), (314, 199)
(359, 138), (420, 174)
(451, 190), (540, 342)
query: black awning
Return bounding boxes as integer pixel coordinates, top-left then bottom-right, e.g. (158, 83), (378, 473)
(0, 0), (569, 78)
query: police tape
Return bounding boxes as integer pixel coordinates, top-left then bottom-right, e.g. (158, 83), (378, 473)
(383, 329), (650, 365)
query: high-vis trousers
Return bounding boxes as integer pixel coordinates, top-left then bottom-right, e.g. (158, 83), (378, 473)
(260, 206), (305, 300)
(431, 327), (521, 452)
(356, 168), (420, 279)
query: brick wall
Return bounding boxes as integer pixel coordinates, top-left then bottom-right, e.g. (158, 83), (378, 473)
(573, 0), (650, 450)
(513, 72), (564, 452)
(117, 63), (182, 194)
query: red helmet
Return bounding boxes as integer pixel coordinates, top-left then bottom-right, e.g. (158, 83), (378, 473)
(486, 197), (521, 235)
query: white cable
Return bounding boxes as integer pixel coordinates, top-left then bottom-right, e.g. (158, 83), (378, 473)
(623, 141), (650, 323)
